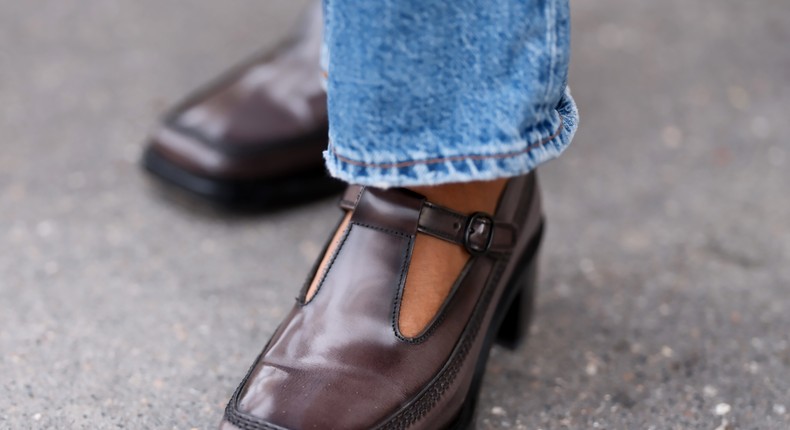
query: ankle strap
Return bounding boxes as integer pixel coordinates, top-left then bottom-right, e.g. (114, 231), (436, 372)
(340, 185), (517, 256)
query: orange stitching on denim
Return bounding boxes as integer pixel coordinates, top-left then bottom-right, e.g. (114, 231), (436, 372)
(330, 116), (564, 169)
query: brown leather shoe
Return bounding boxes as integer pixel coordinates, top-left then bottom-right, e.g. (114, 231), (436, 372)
(220, 172), (544, 429)
(142, 2), (341, 207)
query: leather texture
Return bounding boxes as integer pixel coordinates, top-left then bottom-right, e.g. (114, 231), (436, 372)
(147, 2), (327, 181)
(221, 172), (543, 430)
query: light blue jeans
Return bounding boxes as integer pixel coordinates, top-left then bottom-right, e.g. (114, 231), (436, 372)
(321, 0), (578, 187)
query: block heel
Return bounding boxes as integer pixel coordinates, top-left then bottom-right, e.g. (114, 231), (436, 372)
(495, 225), (542, 350)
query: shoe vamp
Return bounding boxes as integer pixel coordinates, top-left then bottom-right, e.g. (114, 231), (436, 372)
(236, 223), (485, 429)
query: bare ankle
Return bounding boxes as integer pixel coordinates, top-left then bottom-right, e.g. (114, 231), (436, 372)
(408, 178), (508, 215)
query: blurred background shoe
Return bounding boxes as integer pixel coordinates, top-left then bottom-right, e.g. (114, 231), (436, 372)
(142, 1), (341, 208)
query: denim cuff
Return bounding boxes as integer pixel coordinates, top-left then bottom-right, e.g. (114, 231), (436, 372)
(324, 87), (578, 188)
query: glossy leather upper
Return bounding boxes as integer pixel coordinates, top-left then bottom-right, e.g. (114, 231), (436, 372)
(148, 2), (327, 180)
(221, 172), (543, 430)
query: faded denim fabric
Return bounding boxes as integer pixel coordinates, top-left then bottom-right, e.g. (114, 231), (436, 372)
(322, 0), (578, 187)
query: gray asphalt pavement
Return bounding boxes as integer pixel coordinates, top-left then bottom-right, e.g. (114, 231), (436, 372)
(1, 1), (788, 429)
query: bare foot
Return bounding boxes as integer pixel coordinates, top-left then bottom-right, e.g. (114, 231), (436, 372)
(400, 179), (507, 336)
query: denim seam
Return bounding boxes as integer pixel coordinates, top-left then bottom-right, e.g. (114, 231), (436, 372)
(328, 116), (564, 169)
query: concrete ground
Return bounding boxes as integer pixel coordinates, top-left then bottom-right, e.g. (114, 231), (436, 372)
(1, 1), (788, 429)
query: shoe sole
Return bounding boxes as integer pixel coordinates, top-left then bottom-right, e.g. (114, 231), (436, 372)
(142, 147), (344, 209)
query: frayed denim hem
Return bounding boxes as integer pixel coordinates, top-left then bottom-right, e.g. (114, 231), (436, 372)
(324, 87), (578, 188)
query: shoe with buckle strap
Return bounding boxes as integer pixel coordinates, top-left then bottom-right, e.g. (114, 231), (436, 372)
(220, 171), (544, 430)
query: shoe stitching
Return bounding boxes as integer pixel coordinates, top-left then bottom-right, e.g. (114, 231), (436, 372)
(298, 222), (353, 306)
(339, 186), (364, 210)
(375, 258), (509, 429)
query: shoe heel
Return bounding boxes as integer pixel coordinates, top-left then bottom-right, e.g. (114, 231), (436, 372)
(495, 255), (539, 350)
